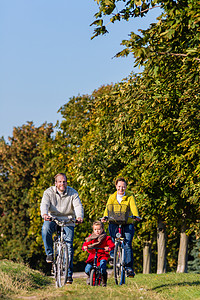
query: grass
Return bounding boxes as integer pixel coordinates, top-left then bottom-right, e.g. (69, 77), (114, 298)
(0, 260), (200, 300)
(0, 259), (52, 299)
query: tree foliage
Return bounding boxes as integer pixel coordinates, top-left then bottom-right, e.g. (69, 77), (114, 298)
(0, 0), (199, 274)
(0, 122), (53, 264)
(90, 0), (200, 272)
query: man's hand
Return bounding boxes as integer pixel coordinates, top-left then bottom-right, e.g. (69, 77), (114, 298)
(43, 214), (51, 221)
(83, 245), (88, 251)
(76, 217), (83, 223)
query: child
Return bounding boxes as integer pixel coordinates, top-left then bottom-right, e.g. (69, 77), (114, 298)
(82, 220), (115, 287)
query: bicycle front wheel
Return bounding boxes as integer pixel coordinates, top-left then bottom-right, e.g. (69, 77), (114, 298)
(90, 268), (101, 286)
(57, 243), (69, 287)
(90, 268), (96, 286)
(53, 241), (59, 287)
(114, 242), (125, 285)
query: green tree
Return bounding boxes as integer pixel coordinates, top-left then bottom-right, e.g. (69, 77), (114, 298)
(188, 235), (200, 273)
(91, 0), (200, 273)
(0, 122), (53, 264)
(28, 96), (96, 272)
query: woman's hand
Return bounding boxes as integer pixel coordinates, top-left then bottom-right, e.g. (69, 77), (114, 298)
(83, 246), (88, 250)
(104, 247), (110, 252)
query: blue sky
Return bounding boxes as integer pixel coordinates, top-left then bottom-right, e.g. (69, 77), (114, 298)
(0, 1), (161, 140)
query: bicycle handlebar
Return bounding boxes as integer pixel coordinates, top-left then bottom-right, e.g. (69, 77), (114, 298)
(87, 247), (105, 250)
(50, 216), (76, 226)
(101, 215), (142, 222)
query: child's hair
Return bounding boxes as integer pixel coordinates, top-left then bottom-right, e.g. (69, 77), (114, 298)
(92, 220), (104, 230)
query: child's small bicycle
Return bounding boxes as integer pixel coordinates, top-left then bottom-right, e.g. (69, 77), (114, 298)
(88, 247), (105, 286)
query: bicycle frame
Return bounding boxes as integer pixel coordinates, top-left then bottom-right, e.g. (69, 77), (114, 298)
(89, 247), (105, 286)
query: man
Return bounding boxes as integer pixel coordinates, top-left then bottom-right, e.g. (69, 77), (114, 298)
(40, 173), (84, 284)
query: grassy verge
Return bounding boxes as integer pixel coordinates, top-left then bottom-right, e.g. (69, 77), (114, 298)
(0, 259), (52, 299)
(0, 260), (200, 300)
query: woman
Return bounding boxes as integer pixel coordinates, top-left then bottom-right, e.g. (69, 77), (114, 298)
(102, 177), (140, 277)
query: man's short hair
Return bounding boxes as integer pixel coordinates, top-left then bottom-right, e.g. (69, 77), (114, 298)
(54, 173), (67, 182)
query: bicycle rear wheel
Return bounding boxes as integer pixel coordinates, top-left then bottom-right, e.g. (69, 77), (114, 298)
(114, 242), (125, 285)
(57, 243), (69, 287)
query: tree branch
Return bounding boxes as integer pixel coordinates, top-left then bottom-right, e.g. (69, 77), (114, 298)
(140, 5), (162, 15)
(158, 51), (200, 62)
(105, 5), (162, 27)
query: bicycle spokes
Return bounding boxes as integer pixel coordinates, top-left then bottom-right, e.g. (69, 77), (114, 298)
(57, 243), (69, 287)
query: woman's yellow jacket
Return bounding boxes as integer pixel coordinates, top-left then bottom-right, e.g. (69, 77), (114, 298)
(103, 191), (139, 224)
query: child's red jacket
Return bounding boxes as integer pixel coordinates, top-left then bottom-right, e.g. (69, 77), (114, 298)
(82, 235), (115, 265)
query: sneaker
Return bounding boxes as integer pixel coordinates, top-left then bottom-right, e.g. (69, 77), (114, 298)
(86, 275), (90, 285)
(127, 270), (135, 278)
(46, 254), (53, 263)
(102, 272), (107, 287)
(66, 277), (73, 284)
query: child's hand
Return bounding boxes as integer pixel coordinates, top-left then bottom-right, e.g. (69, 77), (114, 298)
(83, 246), (88, 251)
(101, 217), (108, 223)
(104, 247), (110, 252)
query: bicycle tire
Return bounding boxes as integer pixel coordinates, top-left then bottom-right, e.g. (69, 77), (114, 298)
(96, 271), (101, 286)
(114, 242), (125, 285)
(53, 241), (59, 287)
(90, 268), (101, 286)
(57, 243), (69, 287)
(90, 268), (96, 286)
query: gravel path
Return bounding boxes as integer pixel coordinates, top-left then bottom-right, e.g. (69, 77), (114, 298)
(73, 269), (113, 278)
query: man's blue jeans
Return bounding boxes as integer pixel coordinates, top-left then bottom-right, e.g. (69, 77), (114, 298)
(109, 223), (135, 271)
(42, 220), (74, 277)
(85, 259), (107, 275)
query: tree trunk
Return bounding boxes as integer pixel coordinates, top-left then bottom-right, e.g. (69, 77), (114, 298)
(143, 241), (151, 274)
(157, 219), (166, 274)
(177, 227), (189, 273)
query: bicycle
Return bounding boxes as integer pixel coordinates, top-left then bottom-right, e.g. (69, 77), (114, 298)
(50, 216), (75, 287)
(88, 247), (105, 286)
(104, 204), (141, 285)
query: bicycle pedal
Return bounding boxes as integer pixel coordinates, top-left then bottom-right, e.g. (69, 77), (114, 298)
(109, 258), (114, 266)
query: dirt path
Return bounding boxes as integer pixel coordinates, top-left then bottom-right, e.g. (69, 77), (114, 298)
(73, 269), (113, 278)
